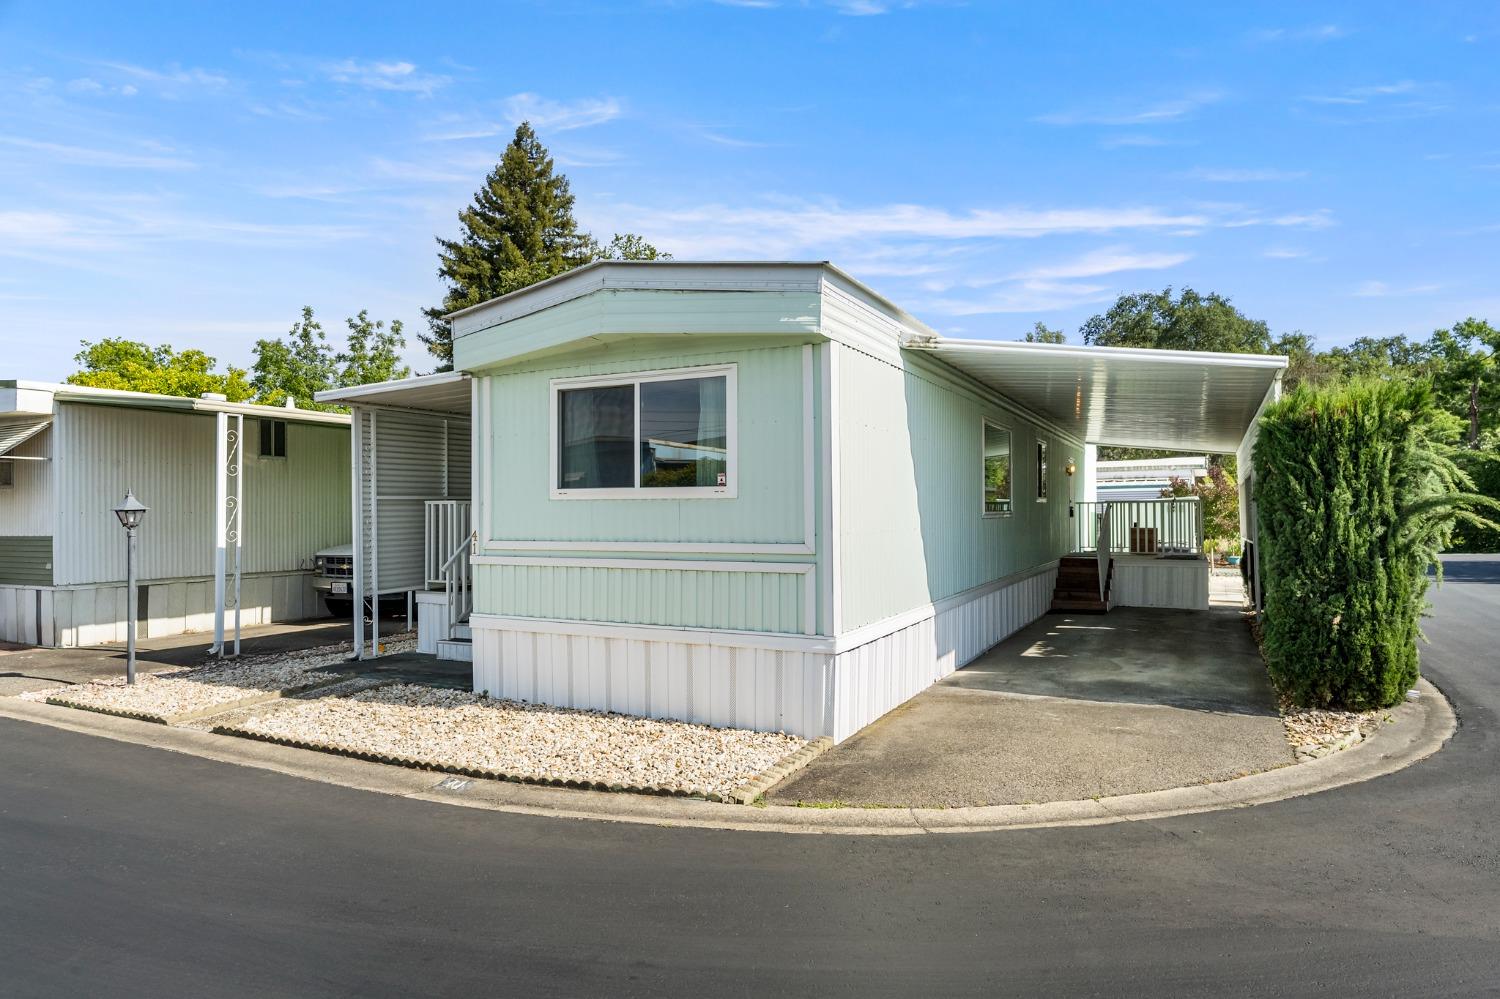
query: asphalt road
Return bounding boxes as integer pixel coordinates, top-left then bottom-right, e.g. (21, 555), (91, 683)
(1, 557), (1497, 997)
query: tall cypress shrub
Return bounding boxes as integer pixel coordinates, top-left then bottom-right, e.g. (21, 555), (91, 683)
(1254, 380), (1497, 709)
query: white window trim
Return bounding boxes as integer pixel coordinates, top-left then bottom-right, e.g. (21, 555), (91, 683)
(1036, 438), (1049, 503)
(981, 417), (1013, 518)
(549, 362), (738, 501)
(258, 419), (289, 461)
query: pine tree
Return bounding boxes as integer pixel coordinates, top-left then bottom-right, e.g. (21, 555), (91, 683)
(421, 122), (664, 368)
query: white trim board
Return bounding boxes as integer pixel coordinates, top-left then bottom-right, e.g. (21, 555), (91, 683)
(470, 555), (813, 574)
(469, 612), (834, 654)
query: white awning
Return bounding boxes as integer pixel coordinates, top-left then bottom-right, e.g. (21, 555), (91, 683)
(0, 416), (50, 456)
(315, 370), (471, 414)
(907, 338), (1285, 453)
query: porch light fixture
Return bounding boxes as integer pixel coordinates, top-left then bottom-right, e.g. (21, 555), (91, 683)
(112, 491), (149, 684)
(1064, 457), (1077, 477)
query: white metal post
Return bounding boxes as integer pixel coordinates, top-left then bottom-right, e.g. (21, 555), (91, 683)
(232, 413), (243, 656)
(351, 408), (365, 659)
(369, 409), (379, 659)
(212, 411), (227, 655)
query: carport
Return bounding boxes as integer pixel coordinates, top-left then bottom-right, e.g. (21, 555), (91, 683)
(903, 335), (1286, 611)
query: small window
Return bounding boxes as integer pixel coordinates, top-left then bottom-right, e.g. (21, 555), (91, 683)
(982, 420), (1011, 515)
(0, 459), (13, 489)
(259, 419), (287, 458)
(554, 367), (734, 497)
(1036, 439), (1049, 501)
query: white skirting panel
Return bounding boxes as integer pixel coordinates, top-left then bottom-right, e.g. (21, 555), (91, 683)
(0, 572), (326, 648)
(829, 563), (1058, 742)
(472, 625), (833, 738)
(1111, 557), (1209, 610)
(470, 562), (1059, 743)
(415, 591), (451, 654)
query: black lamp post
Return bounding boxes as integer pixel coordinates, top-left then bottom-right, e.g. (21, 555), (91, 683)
(112, 491), (148, 684)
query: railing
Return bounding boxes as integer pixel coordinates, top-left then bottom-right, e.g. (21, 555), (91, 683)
(1095, 503), (1111, 601)
(1071, 497), (1203, 555)
(424, 500), (472, 588)
(438, 530), (476, 627)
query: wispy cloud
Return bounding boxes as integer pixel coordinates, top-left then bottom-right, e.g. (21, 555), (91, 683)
(1009, 247), (1192, 281)
(93, 60), (231, 96)
(1353, 280), (1441, 298)
(1299, 80), (1426, 105)
(711, 0), (923, 11)
(1036, 90), (1224, 126)
(0, 136), (195, 171)
(425, 93), (623, 141)
(1100, 134), (1194, 149)
(505, 92), (622, 131)
(1248, 24), (1347, 43)
(322, 58), (448, 95)
(698, 129), (770, 148)
(1263, 247), (1311, 259)
(1181, 167), (1308, 182)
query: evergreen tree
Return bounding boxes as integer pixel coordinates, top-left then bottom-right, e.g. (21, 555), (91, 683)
(252, 306), (337, 409)
(421, 122), (664, 368)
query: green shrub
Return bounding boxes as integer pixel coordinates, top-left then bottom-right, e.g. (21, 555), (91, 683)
(1254, 380), (1499, 709)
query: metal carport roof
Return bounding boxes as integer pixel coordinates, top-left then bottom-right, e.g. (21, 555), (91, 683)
(905, 337), (1286, 453)
(315, 370), (470, 414)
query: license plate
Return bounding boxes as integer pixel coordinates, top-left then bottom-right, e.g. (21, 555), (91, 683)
(331, 582), (348, 594)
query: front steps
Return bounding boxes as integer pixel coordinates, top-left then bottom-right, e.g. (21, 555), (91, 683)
(435, 622), (472, 662)
(1050, 555), (1113, 613)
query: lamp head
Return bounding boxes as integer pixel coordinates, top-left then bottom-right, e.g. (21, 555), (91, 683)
(1064, 457), (1077, 477)
(113, 490), (149, 529)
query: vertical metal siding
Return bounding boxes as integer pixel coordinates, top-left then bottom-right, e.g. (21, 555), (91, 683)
(835, 345), (1082, 632)
(0, 425), (54, 536)
(52, 402), (350, 586)
(472, 625), (834, 738)
(358, 409), (472, 596)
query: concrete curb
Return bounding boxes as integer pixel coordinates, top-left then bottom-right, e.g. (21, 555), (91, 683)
(0, 677), (1455, 836)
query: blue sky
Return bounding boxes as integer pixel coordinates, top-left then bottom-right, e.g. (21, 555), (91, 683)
(3, 1), (1498, 380)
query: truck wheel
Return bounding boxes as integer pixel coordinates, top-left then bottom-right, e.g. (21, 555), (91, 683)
(324, 597), (353, 618)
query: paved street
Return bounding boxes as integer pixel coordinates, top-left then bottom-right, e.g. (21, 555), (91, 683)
(1, 556), (1497, 997)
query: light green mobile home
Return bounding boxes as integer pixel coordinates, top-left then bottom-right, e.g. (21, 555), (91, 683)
(327, 261), (1283, 742)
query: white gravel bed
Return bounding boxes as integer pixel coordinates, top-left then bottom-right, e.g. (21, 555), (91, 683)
(230, 684), (805, 797)
(24, 634), (415, 719)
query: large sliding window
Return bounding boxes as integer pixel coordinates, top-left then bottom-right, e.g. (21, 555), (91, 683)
(553, 365), (735, 498)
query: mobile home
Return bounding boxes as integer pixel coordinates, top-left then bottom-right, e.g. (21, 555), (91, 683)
(0, 381), (351, 647)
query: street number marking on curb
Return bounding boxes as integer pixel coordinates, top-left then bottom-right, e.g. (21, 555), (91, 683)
(436, 777), (472, 792)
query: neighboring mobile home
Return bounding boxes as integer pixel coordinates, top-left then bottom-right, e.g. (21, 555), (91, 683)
(0, 381), (351, 647)
(319, 261), (1284, 743)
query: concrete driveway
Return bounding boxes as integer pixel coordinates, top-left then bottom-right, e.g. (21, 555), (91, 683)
(770, 606), (1292, 808)
(0, 618), (352, 696)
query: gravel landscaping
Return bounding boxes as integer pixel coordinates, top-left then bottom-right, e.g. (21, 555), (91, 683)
(1281, 700), (1395, 760)
(225, 684), (806, 798)
(24, 635), (414, 721)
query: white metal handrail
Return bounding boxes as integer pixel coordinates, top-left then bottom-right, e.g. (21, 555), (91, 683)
(1095, 502), (1111, 602)
(1071, 497), (1203, 555)
(438, 529), (476, 627)
(425, 500), (472, 587)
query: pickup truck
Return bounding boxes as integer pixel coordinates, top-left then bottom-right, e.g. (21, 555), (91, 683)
(312, 544), (355, 617)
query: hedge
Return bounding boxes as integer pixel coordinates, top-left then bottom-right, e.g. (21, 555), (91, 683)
(1253, 380), (1496, 709)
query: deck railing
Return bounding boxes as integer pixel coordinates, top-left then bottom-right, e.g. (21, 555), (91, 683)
(424, 500), (472, 588)
(437, 530), (475, 627)
(1072, 497), (1202, 555)
(1095, 502), (1112, 600)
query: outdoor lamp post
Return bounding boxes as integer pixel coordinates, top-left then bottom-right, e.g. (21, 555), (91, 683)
(112, 491), (149, 684)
